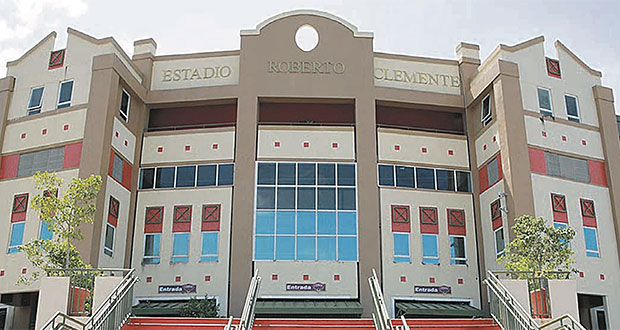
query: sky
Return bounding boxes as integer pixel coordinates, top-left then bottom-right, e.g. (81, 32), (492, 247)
(1, 0), (619, 102)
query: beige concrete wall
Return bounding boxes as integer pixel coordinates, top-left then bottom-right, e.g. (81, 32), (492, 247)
(131, 187), (232, 315)
(499, 41), (601, 127)
(257, 126), (355, 160)
(524, 115), (603, 160)
(530, 173), (620, 324)
(35, 276), (70, 329)
(97, 177), (131, 268)
(499, 279), (530, 314)
(378, 128), (469, 168)
(0, 169), (78, 294)
(151, 55), (239, 90)
(141, 128), (235, 165)
(379, 188), (480, 316)
(92, 276), (123, 311)
(111, 117), (137, 164)
(479, 179), (506, 271)
(547, 279), (579, 320)
(2, 108), (86, 154)
(255, 261), (357, 298)
(474, 123), (500, 167)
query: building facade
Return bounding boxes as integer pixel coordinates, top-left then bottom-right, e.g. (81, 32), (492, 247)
(0, 10), (618, 329)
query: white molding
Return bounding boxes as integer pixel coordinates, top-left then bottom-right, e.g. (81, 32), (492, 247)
(240, 9), (373, 38)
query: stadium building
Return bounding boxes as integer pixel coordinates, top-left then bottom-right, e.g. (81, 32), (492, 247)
(0, 10), (618, 330)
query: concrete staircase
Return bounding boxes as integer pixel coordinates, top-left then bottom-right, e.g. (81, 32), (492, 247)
(123, 317), (500, 330)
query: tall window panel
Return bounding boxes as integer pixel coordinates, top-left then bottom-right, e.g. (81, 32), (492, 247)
(9, 193), (28, 253)
(254, 162), (358, 262)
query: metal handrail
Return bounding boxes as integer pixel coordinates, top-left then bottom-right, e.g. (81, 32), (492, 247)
(238, 272), (261, 330)
(486, 271), (586, 330)
(39, 268), (137, 330)
(368, 269), (391, 330)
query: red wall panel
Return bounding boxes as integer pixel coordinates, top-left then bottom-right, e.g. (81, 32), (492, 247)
(63, 142), (83, 169)
(0, 154), (19, 179)
(529, 148), (547, 174)
(588, 160), (607, 186)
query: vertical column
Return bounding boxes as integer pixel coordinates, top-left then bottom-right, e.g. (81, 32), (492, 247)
(593, 86), (620, 263)
(356, 94), (381, 316)
(0, 77), (15, 156)
(228, 95), (257, 316)
(492, 60), (535, 238)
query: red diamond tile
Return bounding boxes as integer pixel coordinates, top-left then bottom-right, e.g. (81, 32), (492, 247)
(115, 131), (119, 137)
(185, 145), (191, 151)
(20, 133), (26, 139)
(542, 131), (547, 137)
(400, 276), (406, 282)
(21, 268), (27, 274)
(483, 144), (487, 151)
(421, 147), (427, 153)
(303, 142), (310, 148)
(332, 142), (338, 149)
(303, 274), (309, 281)
(429, 277), (435, 283)
(0, 270), (4, 276)
(175, 276), (181, 282)
(457, 278), (464, 285)
(212, 143), (218, 150)
(582, 140), (587, 146)
(561, 135), (567, 142)
(146, 277), (152, 283)
(272, 274), (278, 281)
(394, 145), (400, 151)
(448, 149), (454, 156)
(579, 271), (584, 278)
(42, 128), (47, 135)
(124, 140), (128, 146)
(63, 124), (69, 131)
(157, 147), (163, 153)
(600, 274), (605, 280)
(334, 274), (340, 281)
(205, 275), (211, 282)
(274, 141), (280, 147)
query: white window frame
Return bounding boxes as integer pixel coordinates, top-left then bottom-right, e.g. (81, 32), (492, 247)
(481, 94), (492, 126)
(119, 89), (130, 122)
(393, 232), (411, 263)
(39, 221), (53, 240)
(584, 227), (600, 258)
(449, 235), (467, 265)
(143, 233), (161, 264)
(171, 232), (190, 263)
(421, 233), (439, 264)
(27, 86), (45, 115)
(103, 223), (115, 257)
(57, 80), (74, 109)
(200, 232), (219, 262)
(564, 94), (580, 122)
(537, 87), (553, 117)
(8, 222), (25, 254)
(494, 227), (505, 258)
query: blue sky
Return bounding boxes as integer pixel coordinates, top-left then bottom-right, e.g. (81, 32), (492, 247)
(1, 0), (618, 103)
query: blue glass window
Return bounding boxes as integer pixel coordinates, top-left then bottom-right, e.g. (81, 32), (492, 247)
(197, 165), (217, 186)
(155, 167), (175, 188)
(201, 232), (218, 262)
(139, 168), (155, 189)
(395, 166), (414, 188)
(40, 221), (53, 240)
(256, 187), (275, 209)
(258, 163), (276, 185)
(495, 228), (505, 258)
(337, 164), (356, 186)
(217, 164), (234, 185)
(318, 212), (336, 235)
(450, 236), (466, 265)
(378, 164), (394, 186)
(422, 234), (439, 264)
(276, 211), (295, 234)
(456, 171), (471, 192)
(416, 168), (435, 190)
(277, 163), (296, 185)
(277, 187), (295, 209)
(8, 222), (25, 254)
(338, 237), (357, 261)
(176, 165), (196, 187)
(553, 222), (567, 229)
(143, 234), (161, 264)
(255, 236), (274, 260)
(297, 211), (316, 235)
(317, 236), (336, 260)
(318, 188), (336, 210)
(436, 169), (455, 191)
(57, 81), (73, 109)
(318, 164), (335, 185)
(296, 236), (316, 260)
(584, 227), (600, 258)
(393, 233), (410, 263)
(275, 236), (295, 260)
(337, 188), (356, 210)
(298, 163), (316, 185)
(171, 233), (189, 263)
(297, 187), (316, 209)
(337, 212), (357, 235)
(255, 211), (275, 234)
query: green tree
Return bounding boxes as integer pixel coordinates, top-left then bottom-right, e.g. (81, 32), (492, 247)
(18, 171), (102, 285)
(499, 215), (577, 279)
(179, 294), (220, 318)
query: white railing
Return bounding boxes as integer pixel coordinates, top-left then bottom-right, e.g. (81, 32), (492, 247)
(238, 272), (261, 330)
(40, 268), (138, 330)
(368, 269), (391, 330)
(486, 271), (585, 330)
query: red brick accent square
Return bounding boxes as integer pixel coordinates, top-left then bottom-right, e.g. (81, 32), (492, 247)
(394, 145), (400, 151)
(272, 274), (278, 281)
(429, 277), (435, 283)
(579, 272), (584, 278)
(492, 136), (497, 142)
(175, 276), (181, 282)
(303, 274), (309, 280)
(146, 277), (152, 283)
(332, 142), (338, 149)
(334, 274), (340, 281)
(21, 268), (27, 274)
(448, 149), (454, 155)
(561, 135), (567, 142)
(400, 276), (406, 282)
(115, 131), (119, 137)
(157, 147), (163, 153)
(205, 275), (211, 282)
(457, 278), (464, 285)
(542, 131), (547, 137)
(274, 141), (280, 147)
(0, 270), (4, 276)
(421, 147), (427, 153)
(212, 143), (218, 149)
(185, 145), (191, 151)
(582, 140), (587, 146)
(20, 133), (26, 139)
(63, 124), (69, 131)
(124, 140), (128, 146)
(600, 274), (605, 280)
(42, 128), (47, 135)
(48, 49), (65, 70)
(303, 142), (310, 148)
(483, 144), (487, 151)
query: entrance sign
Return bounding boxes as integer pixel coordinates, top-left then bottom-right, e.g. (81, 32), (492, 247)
(374, 57), (461, 95)
(158, 283), (197, 294)
(286, 282), (327, 292)
(414, 285), (452, 295)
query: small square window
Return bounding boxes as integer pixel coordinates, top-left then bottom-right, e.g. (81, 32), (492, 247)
(173, 205), (192, 223)
(120, 89), (130, 122)
(391, 205), (410, 223)
(447, 209), (465, 227)
(202, 204), (221, 222)
(481, 95), (492, 126)
(145, 206), (163, 224)
(420, 207), (438, 225)
(537, 87), (553, 117)
(27, 87), (44, 115)
(12, 194), (28, 213)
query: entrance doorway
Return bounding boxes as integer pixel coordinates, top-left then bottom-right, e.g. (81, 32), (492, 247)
(577, 294), (608, 330)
